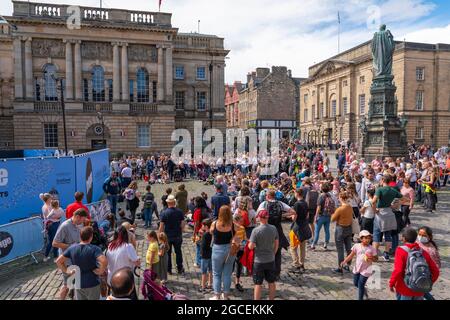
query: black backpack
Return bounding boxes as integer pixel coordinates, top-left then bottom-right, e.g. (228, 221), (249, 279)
(306, 190), (319, 210)
(265, 201), (283, 226)
(252, 192), (261, 211)
(143, 193), (154, 207)
(401, 246), (433, 293)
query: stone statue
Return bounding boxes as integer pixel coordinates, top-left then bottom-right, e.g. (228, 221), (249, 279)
(371, 24), (395, 77)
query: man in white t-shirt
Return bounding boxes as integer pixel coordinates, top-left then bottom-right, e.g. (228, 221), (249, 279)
(121, 165), (133, 189)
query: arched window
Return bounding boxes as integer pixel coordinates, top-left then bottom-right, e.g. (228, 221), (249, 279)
(92, 66), (105, 102)
(43, 64), (57, 101)
(137, 68), (149, 102)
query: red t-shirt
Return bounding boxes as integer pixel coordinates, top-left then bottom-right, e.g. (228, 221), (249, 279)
(65, 201), (90, 219)
(193, 208), (203, 234)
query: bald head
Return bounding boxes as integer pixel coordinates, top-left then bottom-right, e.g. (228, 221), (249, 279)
(110, 268), (135, 298)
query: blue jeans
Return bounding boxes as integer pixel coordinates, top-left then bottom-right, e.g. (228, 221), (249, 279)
(143, 207), (153, 228)
(391, 232), (399, 254)
(312, 216), (331, 246)
(45, 221), (60, 258)
(424, 292), (435, 300)
(396, 293), (423, 300)
(196, 242), (202, 266)
(108, 194), (118, 214)
(353, 273), (369, 300)
(212, 243), (234, 295)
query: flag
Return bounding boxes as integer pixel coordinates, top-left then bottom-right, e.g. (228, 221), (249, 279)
(159, 0), (162, 11)
(338, 11), (340, 24)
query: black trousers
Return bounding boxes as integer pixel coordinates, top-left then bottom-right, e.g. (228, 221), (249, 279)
(167, 237), (183, 272)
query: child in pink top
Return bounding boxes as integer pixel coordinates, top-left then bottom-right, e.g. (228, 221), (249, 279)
(341, 230), (378, 300)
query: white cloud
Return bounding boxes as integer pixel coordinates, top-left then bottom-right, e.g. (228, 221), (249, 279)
(0, 0), (445, 83)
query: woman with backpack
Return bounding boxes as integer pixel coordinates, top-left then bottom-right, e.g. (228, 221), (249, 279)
(122, 181), (140, 224)
(193, 196), (212, 267)
(142, 185), (157, 229)
(311, 182), (335, 250)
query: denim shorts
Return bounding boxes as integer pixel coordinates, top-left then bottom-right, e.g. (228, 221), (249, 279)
(373, 219), (392, 243)
(201, 258), (212, 274)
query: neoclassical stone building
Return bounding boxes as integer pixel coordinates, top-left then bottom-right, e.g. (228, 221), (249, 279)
(0, 1), (229, 153)
(299, 40), (450, 148)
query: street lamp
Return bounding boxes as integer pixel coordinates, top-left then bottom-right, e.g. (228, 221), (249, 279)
(52, 75), (68, 154)
(209, 62), (213, 130)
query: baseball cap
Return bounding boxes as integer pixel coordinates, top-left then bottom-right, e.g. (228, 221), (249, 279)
(359, 230), (371, 238)
(257, 210), (269, 219)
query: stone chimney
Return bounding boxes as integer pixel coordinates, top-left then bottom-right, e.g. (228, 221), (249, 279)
(256, 67), (270, 79)
(271, 66), (288, 75)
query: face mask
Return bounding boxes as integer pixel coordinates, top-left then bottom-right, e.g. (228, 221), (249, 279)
(418, 236), (429, 244)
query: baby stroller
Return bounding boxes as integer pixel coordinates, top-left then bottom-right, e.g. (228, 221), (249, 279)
(140, 269), (188, 301)
(174, 169), (183, 182)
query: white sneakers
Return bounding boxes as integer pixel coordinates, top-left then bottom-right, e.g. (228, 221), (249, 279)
(209, 293), (230, 300)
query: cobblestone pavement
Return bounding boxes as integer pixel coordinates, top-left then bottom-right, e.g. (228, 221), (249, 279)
(0, 180), (448, 300)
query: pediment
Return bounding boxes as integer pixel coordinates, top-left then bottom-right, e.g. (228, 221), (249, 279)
(313, 59), (353, 77)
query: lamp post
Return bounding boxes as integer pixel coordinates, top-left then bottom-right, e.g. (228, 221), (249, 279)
(53, 76), (68, 154)
(209, 62), (213, 130)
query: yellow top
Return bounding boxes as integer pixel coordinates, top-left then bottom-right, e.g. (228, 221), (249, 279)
(235, 225), (246, 242)
(146, 241), (160, 266)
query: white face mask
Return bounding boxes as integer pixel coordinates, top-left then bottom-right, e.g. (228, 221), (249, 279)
(418, 236), (429, 244)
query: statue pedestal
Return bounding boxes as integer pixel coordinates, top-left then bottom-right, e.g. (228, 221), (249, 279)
(359, 75), (407, 161)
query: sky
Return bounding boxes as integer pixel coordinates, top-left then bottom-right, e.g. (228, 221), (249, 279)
(1, 0), (450, 83)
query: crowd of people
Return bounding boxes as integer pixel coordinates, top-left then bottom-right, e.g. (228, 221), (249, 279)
(39, 136), (449, 300)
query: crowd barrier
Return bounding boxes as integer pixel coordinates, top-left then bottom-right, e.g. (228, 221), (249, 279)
(0, 216), (44, 265)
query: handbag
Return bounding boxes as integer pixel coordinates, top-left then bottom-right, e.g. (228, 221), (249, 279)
(352, 216), (361, 234)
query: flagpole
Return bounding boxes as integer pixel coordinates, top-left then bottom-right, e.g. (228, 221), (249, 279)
(338, 11), (341, 54)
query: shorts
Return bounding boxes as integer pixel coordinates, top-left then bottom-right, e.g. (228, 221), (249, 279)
(373, 220), (393, 243)
(253, 261), (277, 285)
(201, 258), (212, 274)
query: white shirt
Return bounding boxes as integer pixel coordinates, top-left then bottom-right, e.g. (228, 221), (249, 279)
(106, 243), (139, 285)
(362, 200), (375, 219)
(257, 200), (291, 213)
(121, 167), (132, 178)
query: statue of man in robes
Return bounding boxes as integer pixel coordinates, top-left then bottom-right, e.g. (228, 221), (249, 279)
(371, 25), (395, 77)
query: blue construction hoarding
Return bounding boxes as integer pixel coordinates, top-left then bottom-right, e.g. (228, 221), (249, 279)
(0, 149), (109, 225)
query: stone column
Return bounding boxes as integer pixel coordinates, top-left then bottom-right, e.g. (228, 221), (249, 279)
(121, 43), (129, 101)
(14, 37), (23, 99)
(112, 42), (121, 101)
(24, 38), (33, 99)
(74, 41), (82, 100)
(157, 45), (164, 102)
(164, 46), (173, 102)
(65, 40), (74, 100)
